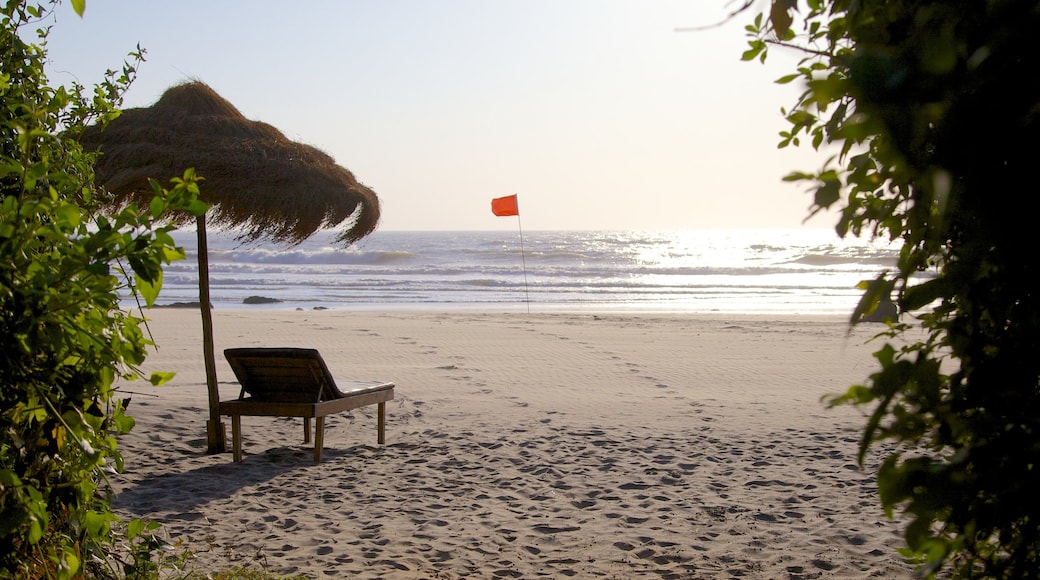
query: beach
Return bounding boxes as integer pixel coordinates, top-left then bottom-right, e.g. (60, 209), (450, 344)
(113, 308), (912, 579)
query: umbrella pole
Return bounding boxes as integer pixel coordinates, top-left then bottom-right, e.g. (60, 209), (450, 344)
(198, 214), (226, 453)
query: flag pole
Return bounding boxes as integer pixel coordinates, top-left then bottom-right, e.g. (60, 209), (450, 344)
(491, 194), (530, 313)
(515, 211), (530, 314)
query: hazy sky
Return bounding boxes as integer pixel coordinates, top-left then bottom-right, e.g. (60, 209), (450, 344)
(41, 1), (836, 232)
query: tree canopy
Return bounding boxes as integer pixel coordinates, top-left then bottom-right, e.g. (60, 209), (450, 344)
(745, 0), (1040, 576)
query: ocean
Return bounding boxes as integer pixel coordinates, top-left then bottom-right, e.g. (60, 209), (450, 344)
(144, 229), (901, 316)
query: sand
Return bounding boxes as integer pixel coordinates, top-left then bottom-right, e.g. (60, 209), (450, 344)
(111, 308), (913, 579)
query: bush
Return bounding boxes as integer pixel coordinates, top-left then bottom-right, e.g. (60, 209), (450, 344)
(1, 1), (204, 576)
(745, 1), (1040, 576)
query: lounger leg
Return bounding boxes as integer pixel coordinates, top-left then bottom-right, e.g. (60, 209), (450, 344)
(377, 401), (386, 445)
(303, 417), (312, 443)
(314, 416), (325, 462)
(231, 415), (243, 463)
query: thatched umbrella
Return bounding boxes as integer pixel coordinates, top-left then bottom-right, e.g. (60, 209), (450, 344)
(80, 81), (381, 453)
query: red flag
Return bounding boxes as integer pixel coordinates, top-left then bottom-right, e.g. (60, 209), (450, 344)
(491, 194), (519, 217)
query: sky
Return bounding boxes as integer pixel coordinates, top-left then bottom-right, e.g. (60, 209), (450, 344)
(39, 1), (837, 232)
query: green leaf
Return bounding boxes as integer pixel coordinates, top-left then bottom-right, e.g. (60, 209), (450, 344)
(71, 0), (86, 16)
(162, 245), (186, 262)
(876, 455), (908, 517)
(82, 510), (115, 537)
(742, 41), (766, 62)
(54, 203), (81, 228)
(783, 171), (814, 182)
(127, 518), (146, 541)
(186, 199), (209, 216)
(813, 178), (841, 207)
(135, 269), (163, 307)
(149, 371), (176, 386)
(0, 469), (23, 487)
(786, 109), (815, 127)
(902, 278), (942, 311)
(112, 409), (136, 435)
(149, 195), (165, 219)
(851, 276), (895, 323)
(61, 551), (81, 579)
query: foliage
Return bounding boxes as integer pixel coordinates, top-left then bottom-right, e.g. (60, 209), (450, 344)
(744, 0), (1040, 576)
(1, 1), (205, 577)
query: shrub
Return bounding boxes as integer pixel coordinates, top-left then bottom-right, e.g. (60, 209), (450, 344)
(745, 1), (1040, 576)
(1, 1), (204, 576)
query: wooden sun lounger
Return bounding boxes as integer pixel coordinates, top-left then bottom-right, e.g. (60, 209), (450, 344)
(219, 347), (394, 463)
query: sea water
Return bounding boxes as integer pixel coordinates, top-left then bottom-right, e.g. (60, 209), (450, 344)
(143, 229), (902, 315)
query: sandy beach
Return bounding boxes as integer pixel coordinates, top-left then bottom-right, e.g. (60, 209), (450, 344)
(112, 308), (912, 579)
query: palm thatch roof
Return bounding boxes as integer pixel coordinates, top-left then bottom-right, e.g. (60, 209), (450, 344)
(79, 81), (380, 245)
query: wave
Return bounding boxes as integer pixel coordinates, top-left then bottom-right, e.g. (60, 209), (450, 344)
(204, 248), (418, 266)
(786, 255), (897, 267)
(151, 229), (897, 314)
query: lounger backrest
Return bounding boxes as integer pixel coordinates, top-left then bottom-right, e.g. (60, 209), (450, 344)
(224, 348), (339, 403)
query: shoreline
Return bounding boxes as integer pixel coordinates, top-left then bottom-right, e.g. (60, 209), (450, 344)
(115, 309), (910, 578)
(142, 301), (867, 317)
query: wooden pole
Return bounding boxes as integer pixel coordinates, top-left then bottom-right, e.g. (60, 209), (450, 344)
(198, 213), (226, 453)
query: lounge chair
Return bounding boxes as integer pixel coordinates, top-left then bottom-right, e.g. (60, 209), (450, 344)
(219, 347), (395, 463)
